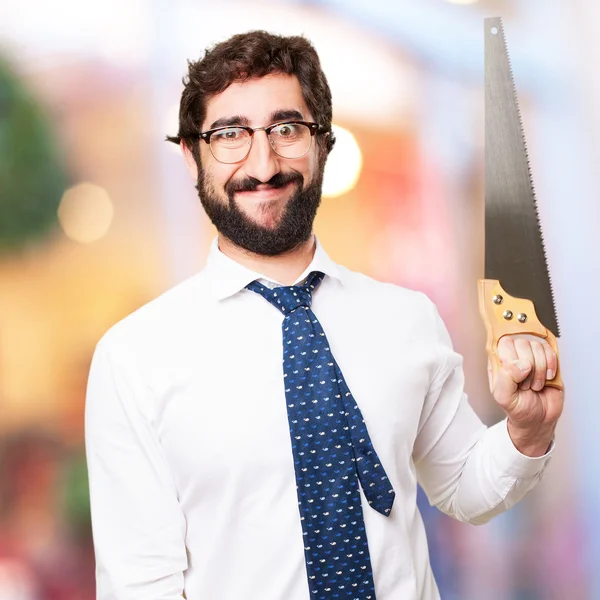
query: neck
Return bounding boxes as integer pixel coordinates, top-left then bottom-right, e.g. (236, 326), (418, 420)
(217, 235), (317, 286)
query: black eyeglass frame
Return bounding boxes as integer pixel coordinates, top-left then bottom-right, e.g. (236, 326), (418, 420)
(197, 120), (324, 144)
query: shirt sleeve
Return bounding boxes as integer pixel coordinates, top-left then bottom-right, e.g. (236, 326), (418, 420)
(85, 341), (188, 599)
(412, 300), (554, 525)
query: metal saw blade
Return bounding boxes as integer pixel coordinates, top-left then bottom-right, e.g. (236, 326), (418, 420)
(484, 17), (560, 337)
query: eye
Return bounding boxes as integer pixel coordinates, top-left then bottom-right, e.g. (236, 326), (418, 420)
(275, 123), (297, 137)
(212, 128), (246, 143)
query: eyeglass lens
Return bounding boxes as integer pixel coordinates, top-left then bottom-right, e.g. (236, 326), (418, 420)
(210, 123), (312, 163)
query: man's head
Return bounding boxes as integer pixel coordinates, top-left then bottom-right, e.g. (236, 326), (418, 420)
(167, 31), (336, 256)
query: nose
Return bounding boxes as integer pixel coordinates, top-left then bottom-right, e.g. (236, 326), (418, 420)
(243, 130), (280, 183)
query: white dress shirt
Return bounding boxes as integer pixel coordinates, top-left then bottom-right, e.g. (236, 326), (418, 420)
(85, 236), (553, 600)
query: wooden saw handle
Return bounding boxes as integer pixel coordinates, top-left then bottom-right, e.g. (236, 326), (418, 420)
(478, 279), (563, 391)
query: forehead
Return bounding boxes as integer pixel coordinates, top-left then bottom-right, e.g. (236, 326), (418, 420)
(203, 73), (311, 128)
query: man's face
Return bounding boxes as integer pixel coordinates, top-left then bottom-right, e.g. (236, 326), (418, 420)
(183, 73), (326, 256)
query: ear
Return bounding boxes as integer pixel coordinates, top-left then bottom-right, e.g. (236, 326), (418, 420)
(181, 141), (199, 180)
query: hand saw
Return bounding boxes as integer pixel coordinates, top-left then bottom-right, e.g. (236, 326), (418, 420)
(479, 17), (563, 390)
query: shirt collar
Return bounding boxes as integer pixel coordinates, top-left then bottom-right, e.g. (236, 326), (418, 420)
(203, 235), (344, 301)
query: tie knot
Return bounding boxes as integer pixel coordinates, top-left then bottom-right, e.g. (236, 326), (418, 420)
(246, 271), (325, 315)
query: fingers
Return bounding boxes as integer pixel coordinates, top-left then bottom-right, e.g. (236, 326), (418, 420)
(496, 334), (553, 392)
(513, 337), (535, 390)
(497, 335), (518, 362)
(493, 359), (530, 410)
(527, 340), (548, 391)
(543, 342), (557, 380)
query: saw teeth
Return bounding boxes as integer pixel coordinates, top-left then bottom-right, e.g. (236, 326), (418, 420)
(498, 20), (560, 336)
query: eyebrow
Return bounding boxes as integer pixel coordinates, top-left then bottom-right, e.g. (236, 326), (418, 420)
(269, 109), (304, 123)
(208, 114), (250, 129)
(207, 108), (305, 131)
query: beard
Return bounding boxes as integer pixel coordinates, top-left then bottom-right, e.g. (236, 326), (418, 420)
(196, 163), (325, 257)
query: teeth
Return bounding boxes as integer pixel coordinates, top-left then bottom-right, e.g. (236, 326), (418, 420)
(500, 20), (559, 335)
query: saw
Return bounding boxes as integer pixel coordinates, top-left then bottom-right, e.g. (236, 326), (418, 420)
(479, 17), (563, 390)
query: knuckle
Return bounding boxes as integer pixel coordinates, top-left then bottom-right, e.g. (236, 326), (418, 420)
(514, 337), (528, 349)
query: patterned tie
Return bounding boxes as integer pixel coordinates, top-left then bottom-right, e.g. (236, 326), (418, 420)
(246, 270), (395, 599)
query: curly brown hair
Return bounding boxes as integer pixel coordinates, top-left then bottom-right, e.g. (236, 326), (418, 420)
(166, 30), (336, 164)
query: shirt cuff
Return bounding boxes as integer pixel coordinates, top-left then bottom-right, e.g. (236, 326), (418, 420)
(488, 418), (554, 479)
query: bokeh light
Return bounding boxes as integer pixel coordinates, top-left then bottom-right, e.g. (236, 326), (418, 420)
(57, 183), (114, 244)
(322, 125), (363, 198)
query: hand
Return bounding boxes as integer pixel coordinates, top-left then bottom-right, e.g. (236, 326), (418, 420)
(489, 334), (564, 457)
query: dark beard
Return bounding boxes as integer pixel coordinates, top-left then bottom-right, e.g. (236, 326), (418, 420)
(196, 167), (324, 256)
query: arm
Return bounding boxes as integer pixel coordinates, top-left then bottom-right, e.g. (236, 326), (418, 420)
(85, 341), (188, 599)
(412, 301), (553, 526)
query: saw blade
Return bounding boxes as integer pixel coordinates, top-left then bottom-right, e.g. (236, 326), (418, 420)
(484, 17), (560, 337)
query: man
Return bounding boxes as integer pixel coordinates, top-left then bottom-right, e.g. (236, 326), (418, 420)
(85, 31), (563, 600)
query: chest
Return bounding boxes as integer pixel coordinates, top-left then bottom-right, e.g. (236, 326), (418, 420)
(148, 302), (434, 500)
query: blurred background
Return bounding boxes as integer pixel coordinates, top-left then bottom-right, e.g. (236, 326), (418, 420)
(1, 0), (599, 598)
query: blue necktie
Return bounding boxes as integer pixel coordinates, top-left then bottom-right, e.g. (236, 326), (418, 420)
(246, 271), (395, 599)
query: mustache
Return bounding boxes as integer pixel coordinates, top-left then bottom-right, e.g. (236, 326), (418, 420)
(225, 171), (303, 196)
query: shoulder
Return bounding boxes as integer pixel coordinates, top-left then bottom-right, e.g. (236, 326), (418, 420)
(334, 265), (458, 377)
(95, 271), (211, 360)
(336, 265), (437, 316)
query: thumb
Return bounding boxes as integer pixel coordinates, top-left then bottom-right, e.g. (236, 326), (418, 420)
(494, 359), (532, 398)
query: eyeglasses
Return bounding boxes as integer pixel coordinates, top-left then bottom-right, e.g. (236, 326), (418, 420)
(198, 121), (325, 164)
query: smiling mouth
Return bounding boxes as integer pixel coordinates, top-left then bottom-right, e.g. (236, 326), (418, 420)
(234, 180), (296, 201)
